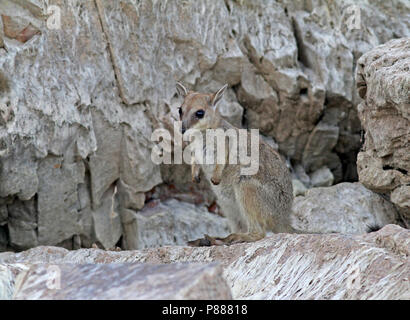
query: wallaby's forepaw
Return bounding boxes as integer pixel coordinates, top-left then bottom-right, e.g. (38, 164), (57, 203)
(187, 234), (224, 247)
(187, 237), (211, 247)
(188, 233), (265, 247)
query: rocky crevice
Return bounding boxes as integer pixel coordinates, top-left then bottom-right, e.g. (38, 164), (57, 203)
(94, 0), (129, 106)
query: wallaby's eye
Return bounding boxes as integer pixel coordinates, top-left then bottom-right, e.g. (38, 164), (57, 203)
(195, 109), (205, 119)
(178, 107), (182, 117)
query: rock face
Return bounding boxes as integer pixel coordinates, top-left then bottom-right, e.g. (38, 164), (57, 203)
(1, 225), (409, 299)
(291, 182), (400, 234)
(355, 38), (410, 225)
(0, 0), (409, 251)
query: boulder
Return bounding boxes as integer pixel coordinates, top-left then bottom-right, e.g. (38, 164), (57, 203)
(309, 166), (334, 187)
(1, 224), (408, 299)
(291, 183), (400, 234)
(1, 262), (231, 300)
(355, 38), (410, 224)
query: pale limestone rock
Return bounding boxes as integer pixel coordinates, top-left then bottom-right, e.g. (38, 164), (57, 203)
(10, 263), (231, 300)
(294, 164), (311, 186)
(0, 0), (161, 249)
(1, 225), (408, 300)
(391, 186), (410, 210)
(310, 166), (334, 187)
(218, 100), (244, 129)
(291, 183), (400, 234)
(134, 199), (230, 249)
(0, 264), (14, 300)
(37, 157), (85, 246)
(355, 38), (410, 223)
(91, 185), (122, 250)
(292, 179), (307, 197)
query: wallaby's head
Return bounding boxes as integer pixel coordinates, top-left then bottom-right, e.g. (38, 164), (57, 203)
(176, 82), (228, 133)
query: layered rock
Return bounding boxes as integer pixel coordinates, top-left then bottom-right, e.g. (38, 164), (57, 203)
(0, 0), (409, 251)
(355, 38), (410, 225)
(1, 224), (408, 299)
(7, 263), (231, 300)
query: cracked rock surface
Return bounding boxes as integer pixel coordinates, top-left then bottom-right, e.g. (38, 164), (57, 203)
(0, 224), (408, 299)
(355, 38), (410, 226)
(291, 182), (401, 234)
(0, 0), (409, 251)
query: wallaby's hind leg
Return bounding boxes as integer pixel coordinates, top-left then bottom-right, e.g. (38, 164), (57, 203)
(187, 184), (267, 247)
(216, 232), (265, 244)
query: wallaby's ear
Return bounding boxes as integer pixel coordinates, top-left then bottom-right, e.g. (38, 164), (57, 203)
(176, 81), (188, 98)
(211, 84), (228, 107)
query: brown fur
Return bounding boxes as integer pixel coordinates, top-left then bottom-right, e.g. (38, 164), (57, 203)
(176, 82), (295, 246)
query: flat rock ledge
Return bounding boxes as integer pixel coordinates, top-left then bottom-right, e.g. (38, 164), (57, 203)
(1, 224), (409, 300)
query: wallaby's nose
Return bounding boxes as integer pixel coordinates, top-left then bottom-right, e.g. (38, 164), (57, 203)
(181, 124), (186, 134)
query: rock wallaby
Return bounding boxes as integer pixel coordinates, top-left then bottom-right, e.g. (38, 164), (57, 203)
(176, 82), (297, 246)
